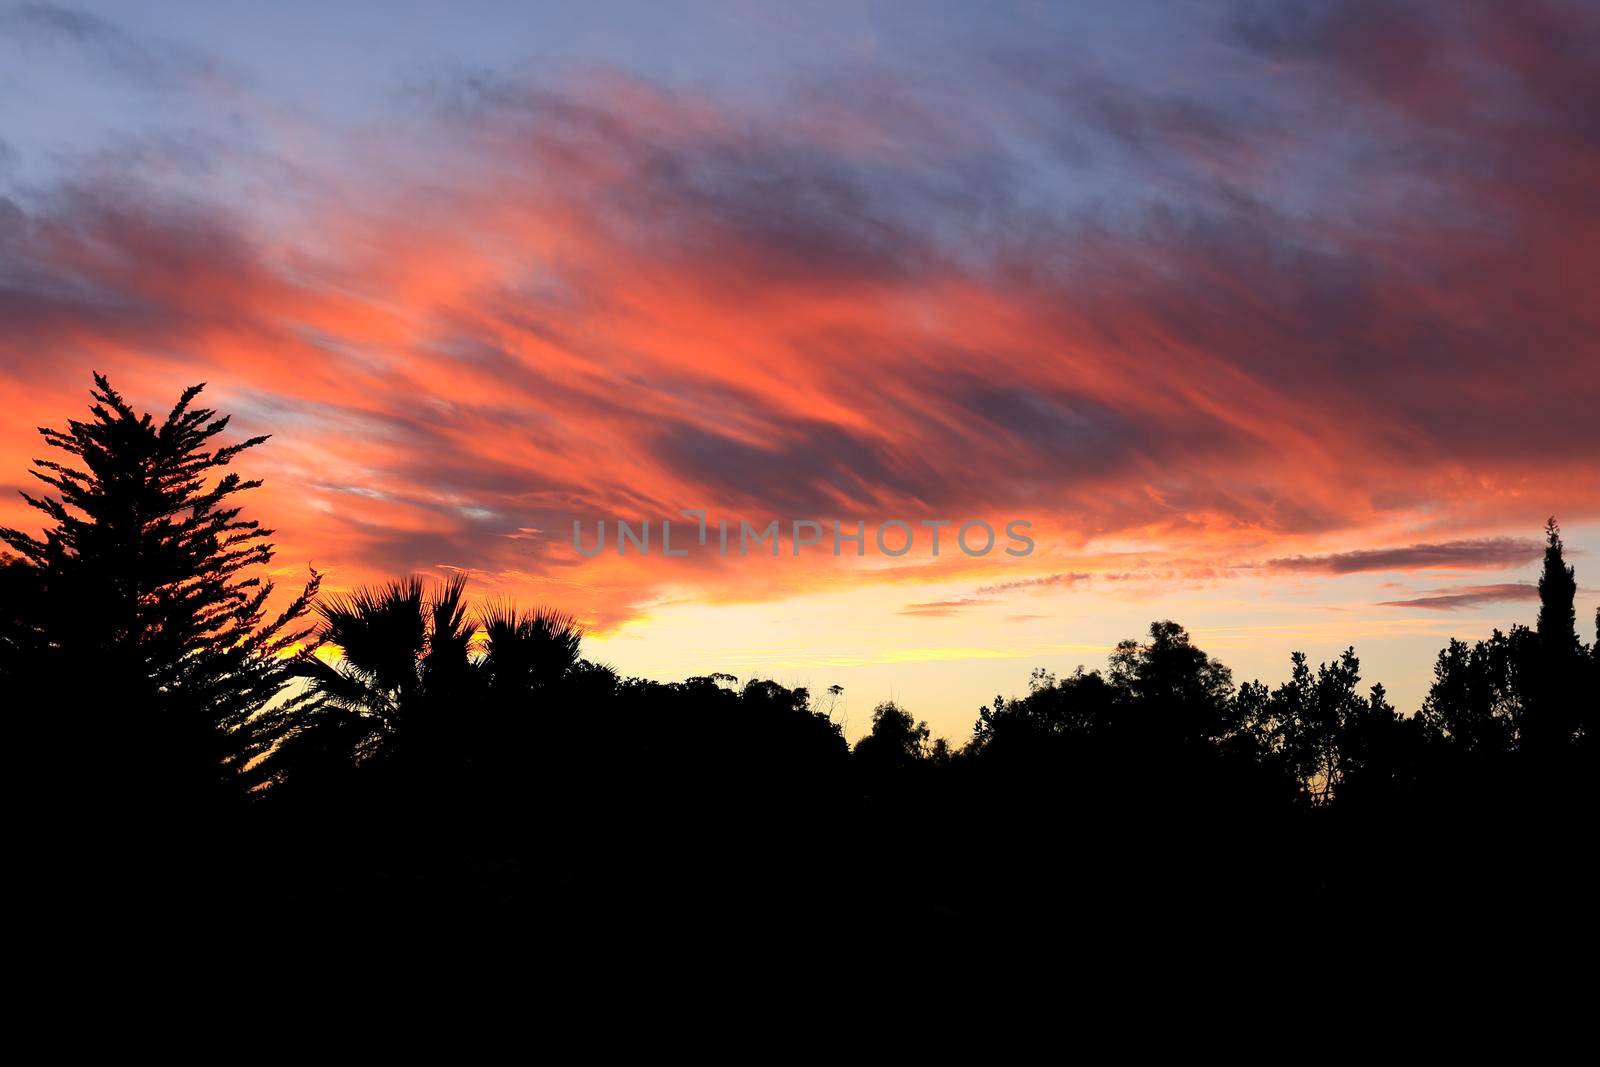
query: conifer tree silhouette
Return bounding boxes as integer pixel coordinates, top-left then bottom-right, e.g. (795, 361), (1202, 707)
(1526, 518), (1582, 755)
(1537, 518), (1580, 656)
(0, 374), (319, 818)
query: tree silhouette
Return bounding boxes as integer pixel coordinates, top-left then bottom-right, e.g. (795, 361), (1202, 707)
(971, 666), (1117, 753)
(1108, 619), (1236, 743)
(1525, 518), (1585, 757)
(1239, 648), (1413, 807)
(259, 575), (597, 803)
(479, 602), (584, 698)
(1417, 629), (1529, 758)
(1536, 518), (1579, 655)
(264, 574), (476, 792)
(0, 375), (318, 815)
(854, 700), (931, 775)
(474, 600), (591, 800)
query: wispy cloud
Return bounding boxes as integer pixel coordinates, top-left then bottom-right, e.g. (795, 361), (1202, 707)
(1265, 539), (1544, 575)
(1377, 584), (1539, 611)
(899, 598), (993, 617)
(975, 572), (1092, 595)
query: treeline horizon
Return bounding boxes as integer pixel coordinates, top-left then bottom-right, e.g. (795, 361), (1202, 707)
(3, 376), (1595, 940)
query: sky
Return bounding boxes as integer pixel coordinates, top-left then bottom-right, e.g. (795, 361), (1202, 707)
(2, 0), (1596, 742)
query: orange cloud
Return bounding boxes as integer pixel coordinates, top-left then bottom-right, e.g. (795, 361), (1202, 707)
(3, 1), (1598, 642)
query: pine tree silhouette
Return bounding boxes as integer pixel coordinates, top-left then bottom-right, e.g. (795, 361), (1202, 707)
(0, 375), (319, 820)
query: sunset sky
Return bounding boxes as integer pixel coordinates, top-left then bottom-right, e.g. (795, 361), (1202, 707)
(2, 1), (1596, 741)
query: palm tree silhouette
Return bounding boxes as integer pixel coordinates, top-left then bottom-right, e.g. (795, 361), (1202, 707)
(478, 602), (584, 697)
(300, 575), (470, 732)
(262, 574), (590, 793)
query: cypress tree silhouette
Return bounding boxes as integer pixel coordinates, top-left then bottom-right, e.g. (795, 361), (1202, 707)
(1536, 517), (1580, 656)
(0, 375), (319, 827)
(1526, 517), (1582, 756)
